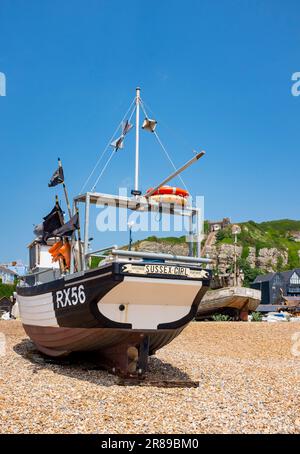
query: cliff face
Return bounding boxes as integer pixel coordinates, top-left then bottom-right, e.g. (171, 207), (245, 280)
(207, 244), (288, 273)
(255, 248), (288, 272)
(133, 240), (189, 257)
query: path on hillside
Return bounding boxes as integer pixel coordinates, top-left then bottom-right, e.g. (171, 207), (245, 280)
(201, 231), (216, 256)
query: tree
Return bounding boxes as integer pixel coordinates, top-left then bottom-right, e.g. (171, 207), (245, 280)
(238, 258), (262, 287)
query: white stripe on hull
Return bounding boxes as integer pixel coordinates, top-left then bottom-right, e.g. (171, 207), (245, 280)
(17, 292), (58, 327)
(98, 277), (202, 329)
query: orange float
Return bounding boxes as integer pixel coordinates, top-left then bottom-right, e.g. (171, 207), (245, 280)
(147, 186), (189, 198)
(58, 242), (71, 269)
(146, 186), (189, 206)
(149, 194), (188, 206)
(49, 240), (71, 269)
(49, 240), (63, 256)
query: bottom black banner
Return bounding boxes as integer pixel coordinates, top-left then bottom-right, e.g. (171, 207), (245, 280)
(0, 434), (298, 450)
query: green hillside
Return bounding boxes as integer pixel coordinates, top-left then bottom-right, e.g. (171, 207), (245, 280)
(215, 219), (300, 270)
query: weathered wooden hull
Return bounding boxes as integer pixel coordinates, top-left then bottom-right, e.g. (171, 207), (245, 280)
(196, 286), (261, 320)
(17, 262), (211, 375)
(22, 324), (184, 357)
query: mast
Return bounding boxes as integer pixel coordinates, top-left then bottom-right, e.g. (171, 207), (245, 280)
(134, 87), (140, 192)
(58, 158), (72, 218)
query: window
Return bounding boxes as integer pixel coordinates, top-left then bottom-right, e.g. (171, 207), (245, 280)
(290, 272), (300, 285)
(29, 245), (37, 269)
(273, 274), (284, 288)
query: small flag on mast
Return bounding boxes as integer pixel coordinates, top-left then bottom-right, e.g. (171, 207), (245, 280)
(110, 136), (125, 151)
(122, 119), (133, 135)
(110, 120), (133, 151)
(48, 165), (64, 187)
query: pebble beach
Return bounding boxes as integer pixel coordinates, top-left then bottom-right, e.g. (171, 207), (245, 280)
(0, 320), (300, 434)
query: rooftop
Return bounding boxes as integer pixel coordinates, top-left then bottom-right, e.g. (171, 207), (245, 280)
(0, 266), (17, 276)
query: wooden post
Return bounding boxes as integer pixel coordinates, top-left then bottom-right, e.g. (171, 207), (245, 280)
(58, 158), (72, 218)
(57, 158), (79, 272)
(84, 193), (91, 270)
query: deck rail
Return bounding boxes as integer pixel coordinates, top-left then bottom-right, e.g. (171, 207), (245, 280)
(111, 249), (212, 265)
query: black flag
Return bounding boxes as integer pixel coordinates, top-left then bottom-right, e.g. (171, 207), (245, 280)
(52, 213), (79, 238)
(48, 166), (64, 187)
(42, 203), (64, 242)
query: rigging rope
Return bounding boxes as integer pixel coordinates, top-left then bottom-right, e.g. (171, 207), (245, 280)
(79, 97), (136, 194)
(153, 131), (188, 191)
(139, 99), (189, 192)
(91, 103), (136, 192)
(91, 149), (115, 192)
(141, 99), (191, 151)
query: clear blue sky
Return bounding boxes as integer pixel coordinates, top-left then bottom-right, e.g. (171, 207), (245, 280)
(0, 0), (300, 263)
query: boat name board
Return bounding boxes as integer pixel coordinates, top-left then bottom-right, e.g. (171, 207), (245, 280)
(121, 264), (209, 279)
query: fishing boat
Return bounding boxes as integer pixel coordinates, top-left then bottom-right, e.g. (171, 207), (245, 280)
(17, 88), (212, 377)
(197, 224), (261, 320)
(196, 286), (261, 320)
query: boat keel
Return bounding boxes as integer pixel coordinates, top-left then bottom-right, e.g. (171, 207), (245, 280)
(97, 333), (151, 378)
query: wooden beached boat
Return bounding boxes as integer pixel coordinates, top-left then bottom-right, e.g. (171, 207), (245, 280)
(196, 286), (261, 320)
(17, 88), (212, 377)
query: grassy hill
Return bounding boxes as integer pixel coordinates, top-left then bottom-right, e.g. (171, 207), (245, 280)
(215, 219), (300, 270)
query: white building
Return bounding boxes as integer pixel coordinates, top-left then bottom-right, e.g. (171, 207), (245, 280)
(0, 266), (17, 284)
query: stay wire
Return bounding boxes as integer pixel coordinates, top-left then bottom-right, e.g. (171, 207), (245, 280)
(79, 97), (136, 194)
(91, 104), (136, 191)
(139, 99), (188, 191)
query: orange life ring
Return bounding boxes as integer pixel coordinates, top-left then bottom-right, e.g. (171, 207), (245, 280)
(147, 186), (189, 198)
(150, 194), (188, 206)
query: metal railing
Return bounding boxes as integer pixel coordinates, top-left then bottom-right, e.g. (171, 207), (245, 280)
(111, 249), (213, 265)
(19, 268), (61, 286)
(85, 245), (118, 258)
